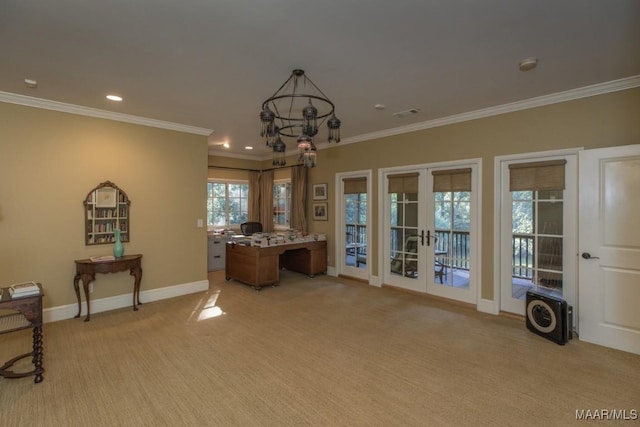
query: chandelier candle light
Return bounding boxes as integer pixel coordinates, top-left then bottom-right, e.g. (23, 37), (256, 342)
(259, 69), (341, 167)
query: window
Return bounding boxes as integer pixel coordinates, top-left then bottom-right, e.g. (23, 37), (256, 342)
(273, 181), (291, 228)
(207, 181), (249, 227)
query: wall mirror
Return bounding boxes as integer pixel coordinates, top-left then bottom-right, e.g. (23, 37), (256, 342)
(83, 181), (130, 245)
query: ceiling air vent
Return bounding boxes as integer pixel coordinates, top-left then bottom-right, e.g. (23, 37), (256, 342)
(392, 108), (421, 118)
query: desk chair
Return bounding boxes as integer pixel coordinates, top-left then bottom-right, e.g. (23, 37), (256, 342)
(241, 222), (263, 235)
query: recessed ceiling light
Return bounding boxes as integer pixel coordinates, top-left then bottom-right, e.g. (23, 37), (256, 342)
(24, 78), (38, 88)
(374, 104), (386, 110)
(106, 94), (123, 102)
(223, 142), (230, 148)
(245, 146), (253, 150)
(519, 57), (538, 71)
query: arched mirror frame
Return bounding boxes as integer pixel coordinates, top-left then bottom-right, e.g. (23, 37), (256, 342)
(83, 181), (131, 245)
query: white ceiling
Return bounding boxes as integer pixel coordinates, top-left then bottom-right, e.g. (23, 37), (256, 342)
(2, 1), (639, 161)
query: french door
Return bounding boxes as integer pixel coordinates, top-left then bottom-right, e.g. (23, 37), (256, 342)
(336, 171), (371, 281)
(381, 163), (478, 304)
(497, 152), (577, 315)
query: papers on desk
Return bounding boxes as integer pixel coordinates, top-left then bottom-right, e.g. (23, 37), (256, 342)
(9, 281), (40, 297)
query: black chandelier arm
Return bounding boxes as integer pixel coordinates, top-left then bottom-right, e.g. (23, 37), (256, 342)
(265, 70), (299, 101)
(262, 94), (335, 121)
(276, 119), (334, 139)
(299, 74), (333, 103)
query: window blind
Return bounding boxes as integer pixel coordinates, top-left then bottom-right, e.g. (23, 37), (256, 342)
(508, 160), (566, 191)
(387, 173), (419, 193)
(432, 168), (472, 192)
(343, 177), (367, 194)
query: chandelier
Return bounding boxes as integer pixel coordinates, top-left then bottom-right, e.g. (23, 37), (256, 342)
(259, 69), (341, 167)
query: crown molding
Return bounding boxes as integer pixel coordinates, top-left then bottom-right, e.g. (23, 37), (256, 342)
(0, 91), (213, 136)
(4, 75), (638, 154)
(208, 148), (266, 161)
(330, 75), (640, 148)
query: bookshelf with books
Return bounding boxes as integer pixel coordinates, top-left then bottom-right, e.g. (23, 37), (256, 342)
(84, 181), (131, 245)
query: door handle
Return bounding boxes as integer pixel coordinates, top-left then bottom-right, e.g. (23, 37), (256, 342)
(581, 252), (600, 260)
(420, 230), (425, 246)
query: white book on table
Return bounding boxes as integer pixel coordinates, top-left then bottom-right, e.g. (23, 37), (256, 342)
(9, 281), (39, 295)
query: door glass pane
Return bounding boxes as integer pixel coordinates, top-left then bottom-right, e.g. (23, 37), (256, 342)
(344, 189), (367, 269)
(390, 191), (419, 279)
(434, 191), (471, 288)
(511, 190), (564, 300)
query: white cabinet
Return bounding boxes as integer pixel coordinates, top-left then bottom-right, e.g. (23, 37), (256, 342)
(208, 234), (226, 271)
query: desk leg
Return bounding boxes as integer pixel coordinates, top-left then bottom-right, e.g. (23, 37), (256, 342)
(32, 326), (44, 383)
(130, 266), (143, 311)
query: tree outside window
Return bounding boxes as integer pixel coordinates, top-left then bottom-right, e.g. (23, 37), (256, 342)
(207, 181), (248, 227)
(273, 181), (291, 228)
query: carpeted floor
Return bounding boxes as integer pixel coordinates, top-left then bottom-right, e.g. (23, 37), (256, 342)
(1, 270), (638, 426)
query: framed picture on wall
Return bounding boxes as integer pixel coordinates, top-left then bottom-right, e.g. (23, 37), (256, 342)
(96, 187), (117, 208)
(312, 203), (328, 221)
(313, 183), (327, 200)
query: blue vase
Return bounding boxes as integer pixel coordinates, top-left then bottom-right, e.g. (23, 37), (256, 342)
(113, 228), (124, 258)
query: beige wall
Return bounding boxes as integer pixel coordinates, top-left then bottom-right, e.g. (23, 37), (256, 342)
(304, 88), (640, 299)
(0, 103), (209, 309)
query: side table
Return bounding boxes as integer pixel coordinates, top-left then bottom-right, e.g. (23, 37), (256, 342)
(0, 283), (44, 383)
(73, 254), (143, 322)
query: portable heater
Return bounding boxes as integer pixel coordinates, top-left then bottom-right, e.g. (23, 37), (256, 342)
(525, 290), (573, 345)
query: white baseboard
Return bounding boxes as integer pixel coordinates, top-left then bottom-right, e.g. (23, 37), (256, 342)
(477, 298), (499, 315)
(368, 275), (381, 287)
(43, 280), (209, 323)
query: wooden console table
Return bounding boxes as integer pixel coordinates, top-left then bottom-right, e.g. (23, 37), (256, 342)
(0, 283), (44, 383)
(225, 240), (327, 290)
(73, 254), (143, 322)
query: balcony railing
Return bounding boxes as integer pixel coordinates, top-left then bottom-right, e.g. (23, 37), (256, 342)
(349, 225), (535, 280)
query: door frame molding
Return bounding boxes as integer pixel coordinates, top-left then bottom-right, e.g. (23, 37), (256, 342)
(493, 147), (581, 316)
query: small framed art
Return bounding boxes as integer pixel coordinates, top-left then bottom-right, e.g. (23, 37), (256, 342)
(313, 183), (327, 200)
(312, 202), (328, 221)
(96, 187), (117, 208)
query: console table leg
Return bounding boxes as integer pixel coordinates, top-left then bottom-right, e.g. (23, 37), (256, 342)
(80, 275), (94, 322)
(130, 267), (143, 311)
(73, 274), (82, 319)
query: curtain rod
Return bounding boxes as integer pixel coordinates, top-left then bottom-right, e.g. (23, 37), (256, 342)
(208, 165), (298, 172)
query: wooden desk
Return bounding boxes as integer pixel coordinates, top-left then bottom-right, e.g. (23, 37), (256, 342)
(225, 240), (327, 290)
(0, 284), (44, 383)
(73, 254), (143, 322)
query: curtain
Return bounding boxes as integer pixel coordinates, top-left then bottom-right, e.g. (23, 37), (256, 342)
(432, 168), (472, 192)
(509, 160), (566, 191)
(248, 171), (261, 221)
(259, 170), (274, 233)
(290, 165), (307, 233)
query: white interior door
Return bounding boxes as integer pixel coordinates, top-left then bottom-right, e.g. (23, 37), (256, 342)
(579, 144), (640, 355)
